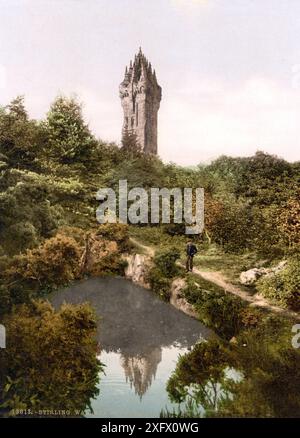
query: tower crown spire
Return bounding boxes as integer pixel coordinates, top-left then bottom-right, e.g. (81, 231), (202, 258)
(119, 49), (162, 155)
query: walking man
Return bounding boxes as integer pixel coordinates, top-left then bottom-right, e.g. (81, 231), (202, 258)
(186, 240), (198, 272)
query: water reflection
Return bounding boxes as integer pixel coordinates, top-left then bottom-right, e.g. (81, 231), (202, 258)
(121, 348), (162, 398)
(51, 277), (213, 416)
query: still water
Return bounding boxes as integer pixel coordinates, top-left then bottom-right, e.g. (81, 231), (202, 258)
(51, 277), (212, 418)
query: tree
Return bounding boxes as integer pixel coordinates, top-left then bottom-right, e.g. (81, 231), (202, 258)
(45, 96), (95, 164)
(166, 340), (235, 416)
(120, 129), (141, 157)
(0, 96), (42, 168)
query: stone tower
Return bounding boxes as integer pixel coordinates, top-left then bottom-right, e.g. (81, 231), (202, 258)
(119, 48), (162, 154)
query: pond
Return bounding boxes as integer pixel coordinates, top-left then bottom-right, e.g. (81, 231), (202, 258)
(50, 277), (213, 418)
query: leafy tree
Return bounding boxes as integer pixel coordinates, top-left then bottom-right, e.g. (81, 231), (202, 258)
(45, 96), (96, 164)
(120, 129), (141, 157)
(167, 340), (235, 416)
(0, 172), (62, 255)
(0, 96), (43, 169)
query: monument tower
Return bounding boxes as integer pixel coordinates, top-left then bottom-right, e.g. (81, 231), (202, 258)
(119, 48), (162, 154)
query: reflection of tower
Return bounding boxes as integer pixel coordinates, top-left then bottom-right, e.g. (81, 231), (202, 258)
(119, 47), (162, 154)
(120, 347), (162, 398)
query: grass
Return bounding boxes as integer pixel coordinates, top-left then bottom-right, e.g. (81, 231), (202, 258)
(128, 225), (187, 250)
(192, 247), (267, 282)
(186, 272), (226, 295)
(128, 224), (270, 288)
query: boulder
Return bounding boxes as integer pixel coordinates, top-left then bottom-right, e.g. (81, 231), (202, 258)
(239, 268), (265, 286)
(239, 260), (287, 285)
(124, 253), (153, 289)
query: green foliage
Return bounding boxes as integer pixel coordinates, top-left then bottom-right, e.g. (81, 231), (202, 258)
(166, 315), (300, 418)
(257, 256), (300, 310)
(166, 340), (236, 416)
(148, 248), (181, 301)
(183, 278), (246, 339)
(0, 169), (63, 255)
(0, 300), (103, 415)
(0, 232), (82, 314)
(278, 197), (300, 247)
(147, 267), (172, 301)
(153, 247), (180, 278)
(0, 97), (45, 169)
(120, 130), (142, 157)
(45, 96), (96, 164)
(96, 223), (130, 250)
(208, 151), (295, 205)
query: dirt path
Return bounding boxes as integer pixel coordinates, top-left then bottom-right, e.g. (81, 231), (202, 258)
(188, 266), (300, 321)
(130, 237), (300, 321)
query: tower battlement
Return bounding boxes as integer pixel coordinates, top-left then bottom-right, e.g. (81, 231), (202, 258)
(119, 48), (161, 154)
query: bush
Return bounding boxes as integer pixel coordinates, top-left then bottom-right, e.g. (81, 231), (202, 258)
(90, 253), (128, 277)
(2, 233), (82, 307)
(96, 223), (130, 251)
(5, 221), (38, 253)
(183, 279), (246, 339)
(257, 256), (300, 310)
(147, 267), (171, 302)
(0, 172), (63, 255)
(153, 247), (180, 278)
(9, 233), (81, 285)
(0, 300), (102, 414)
(147, 248), (181, 302)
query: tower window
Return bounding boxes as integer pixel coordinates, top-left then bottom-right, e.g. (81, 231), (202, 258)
(136, 103), (138, 126)
(131, 117), (134, 128)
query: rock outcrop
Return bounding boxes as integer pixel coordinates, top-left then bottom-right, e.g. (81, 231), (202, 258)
(124, 253), (153, 288)
(239, 260), (287, 286)
(170, 278), (199, 319)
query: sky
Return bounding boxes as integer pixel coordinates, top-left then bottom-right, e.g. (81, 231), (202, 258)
(1, 0), (300, 165)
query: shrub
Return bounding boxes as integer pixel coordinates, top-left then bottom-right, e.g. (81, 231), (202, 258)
(153, 247), (180, 278)
(96, 223), (130, 251)
(13, 233), (81, 284)
(147, 248), (181, 302)
(147, 267), (171, 302)
(183, 280), (246, 339)
(257, 256), (300, 310)
(90, 253), (128, 277)
(2, 233), (82, 305)
(0, 300), (102, 414)
(5, 221), (38, 253)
